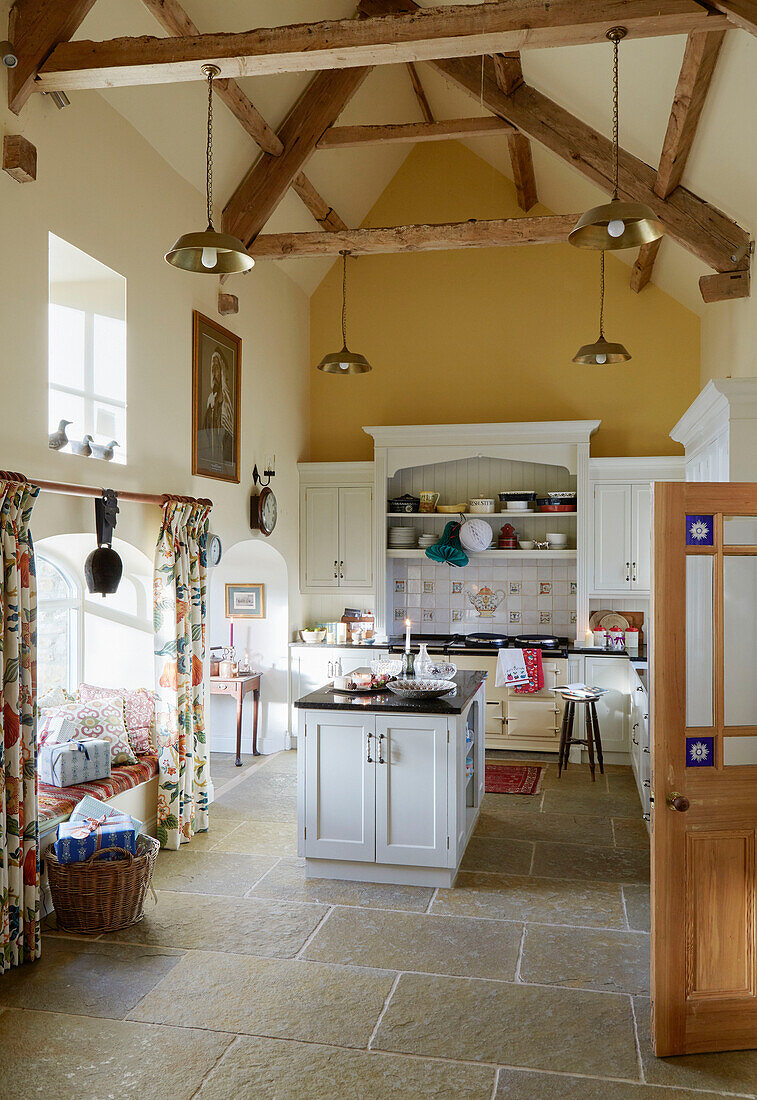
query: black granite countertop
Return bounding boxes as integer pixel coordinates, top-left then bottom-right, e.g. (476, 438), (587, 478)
(294, 668), (487, 715)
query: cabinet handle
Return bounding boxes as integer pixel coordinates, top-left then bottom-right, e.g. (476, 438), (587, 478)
(636, 686), (644, 693)
(625, 561), (630, 582)
(366, 733), (373, 764)
(334, 560), (338, 579)
(632, 561), (637, 582)
(642, 812), (651, 822)
(643, 780), (650, 789)
(339, 559), (344, 580)
(377, 732), (385, 765)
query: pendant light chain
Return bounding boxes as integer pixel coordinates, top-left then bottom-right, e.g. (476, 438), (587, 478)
(205, 65), (215, 229)
(599, 251), (606, 339)
(612, 33), (620, 201)
(341, 251), (348, 347)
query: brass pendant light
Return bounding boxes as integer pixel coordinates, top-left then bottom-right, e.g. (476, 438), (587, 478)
(569, 28), (663, 251)
(317, 251), (372, 374)
(573, 251), (631, 364)
(165, 65), (254, 275)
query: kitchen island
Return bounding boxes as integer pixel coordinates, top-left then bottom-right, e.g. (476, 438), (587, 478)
(295, 669), (486, 887)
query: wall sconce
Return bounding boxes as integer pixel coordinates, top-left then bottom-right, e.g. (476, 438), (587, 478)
(252, 454), (276, 488)
(84, 489), (123, 597)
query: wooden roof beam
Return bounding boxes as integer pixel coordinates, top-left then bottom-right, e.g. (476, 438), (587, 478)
(704, 1), (757, 37)
(631, 28), (726, 291)
(406, 61), (434, 123)
(248, 214), (579, 259)
(428, 53), (748, 273)
(7, 0), (98, 113)
(223, 66), (370, 247)
(319, 116), (515, 148)
(36, 1), (728, 91)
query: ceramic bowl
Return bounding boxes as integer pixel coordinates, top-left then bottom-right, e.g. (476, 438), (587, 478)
(300, 629), (327, 644)
(437, 503), (467, 513)
(469, 498), (495, 513)
(546, 532), (568, 548)
(498, 491), (537, 502)
(503, 501), (529, 511)
(518, 540), (536, 550)
(386, 678), (456, 699)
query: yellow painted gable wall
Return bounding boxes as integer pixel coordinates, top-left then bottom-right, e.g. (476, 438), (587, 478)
(309, 141), (700, 461)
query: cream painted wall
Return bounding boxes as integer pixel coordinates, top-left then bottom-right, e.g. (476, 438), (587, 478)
(1, 72), (310, 751)
(309, 141), (701, 461)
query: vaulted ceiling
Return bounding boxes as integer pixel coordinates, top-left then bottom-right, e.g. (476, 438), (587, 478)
(15, 1), (757, 310)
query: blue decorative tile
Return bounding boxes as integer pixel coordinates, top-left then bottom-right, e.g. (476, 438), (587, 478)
(686, 735), (714, 767)
(686, 515), (714, 546)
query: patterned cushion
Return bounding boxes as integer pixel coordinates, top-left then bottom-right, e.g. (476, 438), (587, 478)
(78, 684), (155, 755)
(36, 685), (77, 718)
(38, 699), (137, 766)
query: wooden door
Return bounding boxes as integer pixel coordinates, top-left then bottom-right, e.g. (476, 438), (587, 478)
(303, 711), (375, 862)
(338, 485), (373, 589)
(593, 483), (632, 592)
(303, 486), (340, 589)
(374, 714), (448, 868)
(652, 483), (757, 1056)
(632, 482), (652, 591)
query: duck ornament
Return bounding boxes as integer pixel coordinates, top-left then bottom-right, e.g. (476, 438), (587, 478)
(48, 419), (72, 450)
(84, 436), (119, 461)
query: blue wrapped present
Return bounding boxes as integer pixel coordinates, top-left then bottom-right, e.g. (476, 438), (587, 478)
(55, 812), (136, 864)
(39, 737), (111, 787)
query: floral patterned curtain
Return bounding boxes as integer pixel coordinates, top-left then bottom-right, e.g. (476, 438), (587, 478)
(0, 478), (41, 973)
(154, 500), (211, 849)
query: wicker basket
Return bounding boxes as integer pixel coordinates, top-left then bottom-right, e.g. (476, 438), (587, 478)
(46, 834), (160, 935)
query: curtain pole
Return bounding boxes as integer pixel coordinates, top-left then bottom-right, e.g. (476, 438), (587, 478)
(0, 473), (212, 508)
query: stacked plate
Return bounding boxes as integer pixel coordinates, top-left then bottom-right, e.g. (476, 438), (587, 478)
(388, 526), (417, 549)
(418, 533), (438, 549)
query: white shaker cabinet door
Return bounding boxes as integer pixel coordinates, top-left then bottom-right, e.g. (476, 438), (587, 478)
(303, 712), (376, 862)
(593, 483), (632, 592)
(584, 657), (630, 754)
(303, 486), (340, 589)
(631, 483), (652, 592)
(374, 715), (449, 868)
(338, 485), (374, 590)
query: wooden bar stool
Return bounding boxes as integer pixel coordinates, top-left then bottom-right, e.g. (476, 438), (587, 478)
(557, 689), (604, 781)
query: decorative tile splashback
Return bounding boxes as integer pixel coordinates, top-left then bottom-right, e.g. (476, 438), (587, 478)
(391, 558), (577, 638)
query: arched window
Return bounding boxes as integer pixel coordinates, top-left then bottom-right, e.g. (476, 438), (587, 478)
(36, 551), (81, 695)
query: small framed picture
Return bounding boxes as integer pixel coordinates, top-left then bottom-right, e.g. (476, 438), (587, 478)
(192, 310), (241, 483)
(225, 583), (265, 619)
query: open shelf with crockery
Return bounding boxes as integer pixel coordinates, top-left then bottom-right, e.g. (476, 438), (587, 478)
(385, 512), (576, 519)
(387, 548), (577, 559)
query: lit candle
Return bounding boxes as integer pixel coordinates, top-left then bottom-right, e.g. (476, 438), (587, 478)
(405, 618), (411, 653)
(584, 628), (593, 648)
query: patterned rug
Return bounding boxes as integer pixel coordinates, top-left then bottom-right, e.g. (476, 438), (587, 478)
(485, 763), (544, 795)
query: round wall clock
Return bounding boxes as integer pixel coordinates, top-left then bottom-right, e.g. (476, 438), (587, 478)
(251, 486), (277, 536)
(207, 533), (223, 567)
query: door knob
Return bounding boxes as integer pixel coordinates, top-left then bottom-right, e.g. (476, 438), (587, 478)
(666, 791), (690, 812)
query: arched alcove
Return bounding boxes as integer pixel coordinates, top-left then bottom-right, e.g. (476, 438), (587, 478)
(208, 538), (289, 755)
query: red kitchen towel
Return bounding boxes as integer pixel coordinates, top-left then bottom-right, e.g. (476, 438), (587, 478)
(513, 649), (544, 694)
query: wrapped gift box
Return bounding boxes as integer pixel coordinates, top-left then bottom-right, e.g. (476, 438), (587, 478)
(70, 794), (144, 837)
(55, 812), (136, 864)
(39, 737), (111, 788)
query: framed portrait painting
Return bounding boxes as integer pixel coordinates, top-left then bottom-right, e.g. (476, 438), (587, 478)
(225, 583), (265, 620)
(192, 310), (241, 483)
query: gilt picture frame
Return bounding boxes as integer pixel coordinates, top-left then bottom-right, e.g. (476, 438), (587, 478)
(225, 583), (265, 620)
(192, 310), (241, 483)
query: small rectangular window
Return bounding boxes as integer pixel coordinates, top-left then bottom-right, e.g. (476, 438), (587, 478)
(48, 234), (127, 463)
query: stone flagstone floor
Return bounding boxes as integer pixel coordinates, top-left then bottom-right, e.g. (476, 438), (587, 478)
(2, 751), (757, 1098)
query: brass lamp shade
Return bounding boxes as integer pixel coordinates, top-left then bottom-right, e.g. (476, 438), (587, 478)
(165, 227), (254, 274)
(573, 335), (631, 365)
(569, 198), (663, 251)
(317, 344), (372, 374)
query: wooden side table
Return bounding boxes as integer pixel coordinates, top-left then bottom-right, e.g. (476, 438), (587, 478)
(210, 673), (261, 766)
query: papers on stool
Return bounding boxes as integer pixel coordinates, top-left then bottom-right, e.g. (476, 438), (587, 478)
(556, 683), (608, 699)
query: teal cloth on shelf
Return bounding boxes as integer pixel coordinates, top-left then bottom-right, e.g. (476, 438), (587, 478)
(425, 521), (469, 568)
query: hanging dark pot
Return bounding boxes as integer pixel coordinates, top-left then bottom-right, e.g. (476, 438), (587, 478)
(85, 489), (122, 597)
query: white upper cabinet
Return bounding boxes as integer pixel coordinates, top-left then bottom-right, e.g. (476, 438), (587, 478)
(593, 483), (633, 593)
(590, 458), (684, 596)
(299, 463), (374, 594)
